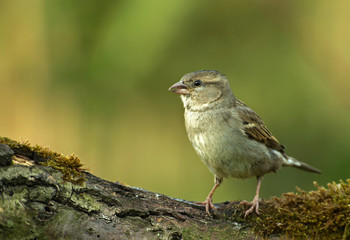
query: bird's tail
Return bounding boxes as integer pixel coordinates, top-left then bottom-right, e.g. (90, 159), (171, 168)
(282, 155), (321, 174)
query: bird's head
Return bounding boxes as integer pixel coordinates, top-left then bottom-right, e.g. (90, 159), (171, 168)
(169, 70), (235, 111)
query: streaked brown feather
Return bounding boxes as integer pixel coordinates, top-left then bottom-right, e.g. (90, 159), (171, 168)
(235, 99), (285, 153)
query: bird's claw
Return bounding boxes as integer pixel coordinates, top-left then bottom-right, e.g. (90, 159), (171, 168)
(195, 198), (216, 215)
(204, 198), (216, 215)
(239, 198), (260, 219)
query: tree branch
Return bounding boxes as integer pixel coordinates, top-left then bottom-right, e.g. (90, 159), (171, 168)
(0, 137), (348, 239)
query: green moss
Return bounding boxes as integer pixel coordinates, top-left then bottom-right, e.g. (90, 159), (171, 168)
(0, 136), (55, 160)
(253, 179), (350, 239)
(0, 137), (86, 185)
(42, 154), (86, 185)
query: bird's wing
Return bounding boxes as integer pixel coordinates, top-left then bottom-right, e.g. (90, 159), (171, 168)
(235, 99), (285, 153)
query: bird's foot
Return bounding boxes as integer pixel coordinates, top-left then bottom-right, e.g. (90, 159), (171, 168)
(204, 196), (216, 215)
(195, 197), (216, 215)
(239, 197), (260, 219)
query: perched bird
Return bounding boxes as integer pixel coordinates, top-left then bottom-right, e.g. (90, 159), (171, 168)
(169, 70), (321, 218)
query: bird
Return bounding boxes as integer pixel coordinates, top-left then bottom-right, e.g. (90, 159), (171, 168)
(168, 70), (321, 218)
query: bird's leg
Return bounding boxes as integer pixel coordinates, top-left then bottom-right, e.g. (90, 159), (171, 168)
(239, 176), (263, 218)
(196, 176), (222, 215)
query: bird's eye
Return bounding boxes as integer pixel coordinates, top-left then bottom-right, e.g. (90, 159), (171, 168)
(194, 80), (202, 86)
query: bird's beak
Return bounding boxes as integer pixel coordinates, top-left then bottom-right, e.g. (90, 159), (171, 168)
(168, 81), (190, 95)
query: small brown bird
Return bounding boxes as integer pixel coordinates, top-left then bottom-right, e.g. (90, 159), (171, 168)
(169, 70), (321, 218)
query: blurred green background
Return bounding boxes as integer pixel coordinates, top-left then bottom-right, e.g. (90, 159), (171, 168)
(1, 0), (349, 204)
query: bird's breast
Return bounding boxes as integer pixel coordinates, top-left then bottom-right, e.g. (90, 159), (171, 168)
(184, 109), (248, 177)
(183, 108), (277, 179)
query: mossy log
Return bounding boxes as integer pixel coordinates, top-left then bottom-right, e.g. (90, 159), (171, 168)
(0, 137), (349, 240)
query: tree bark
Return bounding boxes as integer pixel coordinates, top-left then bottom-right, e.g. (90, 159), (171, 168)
(0, 138), (348, 239)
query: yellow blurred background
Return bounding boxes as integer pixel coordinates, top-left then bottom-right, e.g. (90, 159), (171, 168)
(1, 0), (349, 203)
